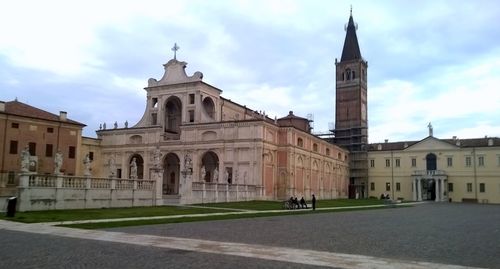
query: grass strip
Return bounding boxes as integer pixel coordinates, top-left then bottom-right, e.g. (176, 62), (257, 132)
(61, 205), (411, 229)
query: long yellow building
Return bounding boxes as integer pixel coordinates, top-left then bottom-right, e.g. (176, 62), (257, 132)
(367, 127), (500, 204)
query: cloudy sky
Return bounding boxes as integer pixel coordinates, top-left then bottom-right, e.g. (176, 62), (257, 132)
(1, 0), (499, 143)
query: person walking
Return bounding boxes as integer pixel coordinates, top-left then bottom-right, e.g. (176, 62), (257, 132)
(312, 194), (316, 210)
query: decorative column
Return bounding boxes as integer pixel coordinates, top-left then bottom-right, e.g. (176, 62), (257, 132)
(417, 179), (422, 201)
(435, 179), (440, 202)
(412, 179), (417, 201)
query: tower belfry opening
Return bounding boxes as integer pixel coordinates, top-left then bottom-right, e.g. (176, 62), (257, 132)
(333, 10), (369, 199)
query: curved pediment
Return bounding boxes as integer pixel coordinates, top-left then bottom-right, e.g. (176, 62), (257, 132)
(148, 59), (203, 87)
(201, 131), (217, 141)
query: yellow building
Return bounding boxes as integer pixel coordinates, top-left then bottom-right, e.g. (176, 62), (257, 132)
(367, 127), (500, 204)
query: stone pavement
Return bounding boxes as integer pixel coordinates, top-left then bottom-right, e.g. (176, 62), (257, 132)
(2, 202), (498, 268)
(0, 217), (483, 269)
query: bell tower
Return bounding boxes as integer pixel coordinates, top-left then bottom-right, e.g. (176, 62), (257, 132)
(334, 10), (368, 198)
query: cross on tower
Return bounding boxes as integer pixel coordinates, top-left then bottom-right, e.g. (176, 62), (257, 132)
(171, 43), (180, 60)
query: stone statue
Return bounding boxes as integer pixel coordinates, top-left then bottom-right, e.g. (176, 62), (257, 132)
(213, 167), (219, 182)
(124, 120), (128, 128)
(184, 154), (192, 169)
(428, 122), (433, 137)
(130, 157), (138, 179)
(243, 171), (248, 184)
(153, 146), (161, 169)
(114, 121), (118, 129)
(99, 124), (102, 130)
(103, 122), (106, 130)
(20, 145), (30, 172)
(108, 157), (116, 178)
(54, 151), (63, 175)
(201, 165), (206, 181)
(83, 153), (92, 176)
(224, 168), (229, 183)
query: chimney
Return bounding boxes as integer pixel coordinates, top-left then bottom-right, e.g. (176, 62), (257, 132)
(0, 101), (5, 112)
(384, 139), (389, 143)
(59, 111), (67, 121)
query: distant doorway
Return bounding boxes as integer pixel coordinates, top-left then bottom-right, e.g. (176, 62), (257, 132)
(421, 178), (436, 201)
(163, 153), (180, 195)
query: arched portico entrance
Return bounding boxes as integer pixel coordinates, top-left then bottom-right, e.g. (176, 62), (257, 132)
(165, 96), (182, 134)
(200, 151), (219, 182)
(163, 153), (180, 195)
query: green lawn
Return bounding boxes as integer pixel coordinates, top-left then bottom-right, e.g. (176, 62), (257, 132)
(2, 206), (231, 223)
(1, 198), (389, 224)
(197, 198), (384, 210)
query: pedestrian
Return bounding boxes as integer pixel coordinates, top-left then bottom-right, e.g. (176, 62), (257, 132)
(300, 197), (307, 209)
(312, 194), (316, 210)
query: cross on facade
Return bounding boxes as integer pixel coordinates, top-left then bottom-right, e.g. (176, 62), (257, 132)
(171, 43), (180, 60)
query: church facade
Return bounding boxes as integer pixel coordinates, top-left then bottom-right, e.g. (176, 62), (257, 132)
(93, 58), (350, 205)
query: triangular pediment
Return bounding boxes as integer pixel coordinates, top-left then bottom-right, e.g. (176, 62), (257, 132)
(405, 136), (458, 151)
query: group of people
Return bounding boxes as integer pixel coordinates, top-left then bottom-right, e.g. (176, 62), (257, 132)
(380, 193), (391, 200)
(288, 194), (316, 210)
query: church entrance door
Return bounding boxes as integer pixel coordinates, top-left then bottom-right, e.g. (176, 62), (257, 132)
(422, 178), (436, 201)
(163, 153), (180, 195)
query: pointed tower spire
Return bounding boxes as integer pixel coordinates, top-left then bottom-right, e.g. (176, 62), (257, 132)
(340, 9), (362, 62)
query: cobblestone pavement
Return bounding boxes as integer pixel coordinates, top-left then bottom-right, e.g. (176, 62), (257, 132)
(0, 203), (498, 268)
(109, 203), (500, 268)
(0, 230), (329, 269)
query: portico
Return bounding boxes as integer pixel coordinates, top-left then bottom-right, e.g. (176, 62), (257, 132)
(412, 170), (448, 202)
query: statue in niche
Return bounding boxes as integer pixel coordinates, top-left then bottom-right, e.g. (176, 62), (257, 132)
(21, 145), (30, 172)
(200, 165), (206, 181)
(224, 168), (229, 183)
(54, 151), (63, 175)
(108, 156), (116, 178)
(83, 153), (92, 176)
(213, 167), (219, 182)
(130, 157), (138, 179)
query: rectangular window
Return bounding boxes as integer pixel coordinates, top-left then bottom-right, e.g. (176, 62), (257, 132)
(447, 157), (453, 167)
(28, 142), (36, 156)
(466, 183), (472, 192)
(9, 140), (18, 154)
(395, 159), (400, 167)
(465, 156), (472, 167)
(68, 146), (76, 159)
(479, 183), (485, 193)
(47, 127), (54, 133)
(117, 169), (122, 179)
(189, 94), (195, 104)
(45, 144), (53, 157)
(89, 151), (94, 161)
(370, 182), (375, 191)
(396, 182), (401, 191)
(152, 97), (158, 108)
(189, 110), (195, 122)
(370, 159), (375, 168)
(151, 113), (157, 125)
(7, 171), (16, 184)
(478, 156), (484, 167)
(386, 182), (391, 191)
(11, 122), (19, 128)
(385, 159), (390, 167)
(448, 183), (453, 192)
(411, 158), (416, 167)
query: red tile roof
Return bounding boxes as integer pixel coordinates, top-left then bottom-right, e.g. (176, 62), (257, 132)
(1, 100), (85, 126)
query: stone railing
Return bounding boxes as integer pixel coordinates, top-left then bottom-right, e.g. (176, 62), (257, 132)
(411, 170), (447, 176)
(23, 174), (154, 190)
(191, 181), (263, 203)
(17, 173), (156, 211)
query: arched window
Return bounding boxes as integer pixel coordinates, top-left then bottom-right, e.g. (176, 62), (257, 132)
(426, 153), (437, 171)
(352, 71), (356, 79)
(346, 68), (351, 80)
(202, 97), (215, 119)
(165, 96), (182, 133)
(313, 143), (318, 152)
(326, 148), (330, 156)
(297, 138), (304, 147)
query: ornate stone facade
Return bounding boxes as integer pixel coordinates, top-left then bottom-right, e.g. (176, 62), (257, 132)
(95, 57), (350, 204)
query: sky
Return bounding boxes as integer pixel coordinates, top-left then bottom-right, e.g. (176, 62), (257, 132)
(1, 0), (500, 143)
